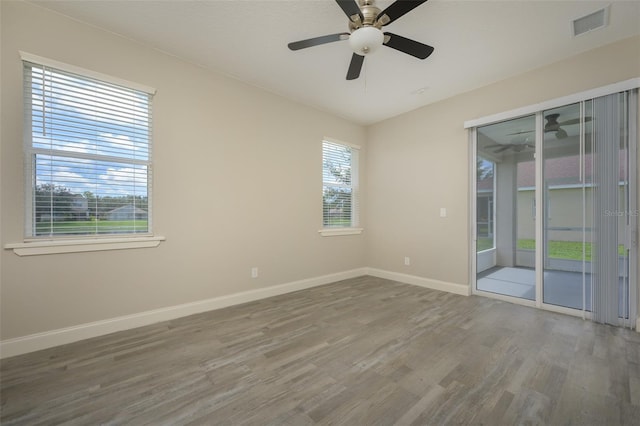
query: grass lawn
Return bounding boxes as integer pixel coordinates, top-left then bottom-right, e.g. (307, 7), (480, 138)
(36, 220), (148, 235)
(518, 239), (591, 261)
(478, 238), (625, 261)
(323, 219), (352, 227)
(477, 238), (493, 252)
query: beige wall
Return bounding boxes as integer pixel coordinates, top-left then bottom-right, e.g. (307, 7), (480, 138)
(365, 35), (640, 287)
(0, 1), (366, 340)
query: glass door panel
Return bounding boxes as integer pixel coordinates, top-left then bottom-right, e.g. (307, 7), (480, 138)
(542, 102), (592, 310)
(476, 115), (536, 300)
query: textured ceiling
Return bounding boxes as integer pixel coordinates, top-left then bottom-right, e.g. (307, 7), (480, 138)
(29, 0), (640, 125)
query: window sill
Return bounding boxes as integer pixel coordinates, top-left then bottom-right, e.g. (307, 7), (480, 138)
(318, 228), (363, 237)
(4, 236), (166, 256)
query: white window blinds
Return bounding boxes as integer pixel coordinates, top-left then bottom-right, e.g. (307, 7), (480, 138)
(23, 60), (153, 237)
(322, 140), (359, 228)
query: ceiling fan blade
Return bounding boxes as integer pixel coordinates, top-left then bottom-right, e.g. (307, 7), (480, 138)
(383, 33), (434, 59)
(376, 0), (429, 26)
(507, 130), (533, 136)
(346, 53), (365, 80)
(559, 117), (593, 126)
(493, 145), (511, 153)
(288, 33), (350, 51)
(335, 0), (363, 23)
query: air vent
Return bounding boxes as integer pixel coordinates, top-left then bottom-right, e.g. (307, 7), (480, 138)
(573, 7), (609, 36)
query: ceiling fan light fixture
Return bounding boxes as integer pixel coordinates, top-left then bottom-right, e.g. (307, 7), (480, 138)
(348, 26), (383, 55)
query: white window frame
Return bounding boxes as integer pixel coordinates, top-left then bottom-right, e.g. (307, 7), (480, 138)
(319, 137), (363, 237)
(5, 53), (164, 256)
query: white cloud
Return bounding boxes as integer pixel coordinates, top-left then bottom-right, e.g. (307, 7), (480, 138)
(37, 169), (94, 195)
(97, 166), (148, 196)
(97, 133), (148, 160)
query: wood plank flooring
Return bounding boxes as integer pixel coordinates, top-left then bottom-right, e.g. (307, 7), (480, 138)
(2, 275), (640, 425)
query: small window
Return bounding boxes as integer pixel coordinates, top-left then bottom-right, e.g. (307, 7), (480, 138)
(322, 139), (359, 228)
(23, 60), (153, 238)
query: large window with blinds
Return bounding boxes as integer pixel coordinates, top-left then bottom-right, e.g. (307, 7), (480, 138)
(322, 139), (359, 228)
(23, 60), (153, 238)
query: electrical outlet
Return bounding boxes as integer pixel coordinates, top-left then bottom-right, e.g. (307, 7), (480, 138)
(251, 267), (258, 278)
(404, 257), (410, 266)
(440, 207), (447, 218)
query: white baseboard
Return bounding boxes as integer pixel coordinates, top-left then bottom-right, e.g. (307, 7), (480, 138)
(0, 267), (470, 358)
(2, 266), (631, 358)
(0, 268), (367, 359)
(365, 268), (471, 296)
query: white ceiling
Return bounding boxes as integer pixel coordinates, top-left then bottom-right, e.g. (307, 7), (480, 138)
(29, 0), (640, 125)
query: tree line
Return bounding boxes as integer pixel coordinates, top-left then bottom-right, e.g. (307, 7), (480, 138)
(35, 183), (148, 222)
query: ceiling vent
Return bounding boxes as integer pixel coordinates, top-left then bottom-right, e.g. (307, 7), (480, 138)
(572, 7), (609, 37)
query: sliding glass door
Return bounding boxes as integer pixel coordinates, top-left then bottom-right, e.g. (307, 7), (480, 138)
(473, 89), (637, 326)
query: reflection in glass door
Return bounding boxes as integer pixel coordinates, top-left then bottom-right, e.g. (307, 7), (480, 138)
(476, 115), (536, 300)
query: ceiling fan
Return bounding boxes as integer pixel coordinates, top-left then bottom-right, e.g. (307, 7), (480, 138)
(509, 114), (593, 140)
(287, 0), (434, 80)
(486, 139), (534, 154)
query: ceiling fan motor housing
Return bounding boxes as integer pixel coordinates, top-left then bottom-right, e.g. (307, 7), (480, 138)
(349, 1), (383, 31)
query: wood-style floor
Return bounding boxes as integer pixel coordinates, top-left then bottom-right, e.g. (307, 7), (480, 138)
(1, 276), (639, 425)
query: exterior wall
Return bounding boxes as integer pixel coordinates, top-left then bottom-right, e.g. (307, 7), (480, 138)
(518, 187), (626, 243)
(517, 190), (535, 240)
